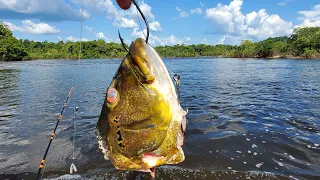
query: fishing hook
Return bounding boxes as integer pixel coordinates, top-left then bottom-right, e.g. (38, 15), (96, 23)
(132, 0), (149, 43)
(118, 0), (150, 52)
(118, 30), (129, 53)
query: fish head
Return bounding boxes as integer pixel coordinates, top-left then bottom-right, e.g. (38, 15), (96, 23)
(97, 38), (186, 172)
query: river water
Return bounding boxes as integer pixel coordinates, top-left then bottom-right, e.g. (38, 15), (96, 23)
(0, 58), (319, 180)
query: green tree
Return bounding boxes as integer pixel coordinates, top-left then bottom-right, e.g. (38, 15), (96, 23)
(272, 41), (290, 57)
(302, 48), (318, 58)
(256, 40), (274, 58)
(238, 40), (256, 58)
(0, 23), (28, 61)
(291, 27), (320, 56)
(1, 24), (319, 60)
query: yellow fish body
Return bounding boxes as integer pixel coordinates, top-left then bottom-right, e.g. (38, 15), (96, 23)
(97, 38), (187, 176)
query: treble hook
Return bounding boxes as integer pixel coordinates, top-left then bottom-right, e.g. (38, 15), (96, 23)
(118, 0), (150, 52)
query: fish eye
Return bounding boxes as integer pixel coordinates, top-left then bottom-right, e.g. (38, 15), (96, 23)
(107, 88), (118, 104)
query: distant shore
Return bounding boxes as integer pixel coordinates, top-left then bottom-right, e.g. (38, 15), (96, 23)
(2, 24), (320, 62)
(163, 55), (320, 60)
(10, 55), (319, 61)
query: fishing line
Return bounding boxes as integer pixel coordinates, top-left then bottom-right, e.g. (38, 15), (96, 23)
(70, 103), (78, 174)
(36, 1), (84, 179)
(79, 1), (83, 61)
(36, 86), (75, 180)
(167, 68), (176, 77)
(69, 0), (84, 174)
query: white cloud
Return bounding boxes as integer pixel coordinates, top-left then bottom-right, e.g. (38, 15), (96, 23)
(72, 0), (161, 32)
(185, 37), (191, 41)
(0, 0), (90, 21)
(95, 32), (110, 41)
(85, 26), (93, 32)
(176, 6), (189, 18)
(113, 17), (138, 28)
(57, 36), (62, 41)
(179, 11), (189, 18)
(95, 32), (105, 39)
(128, 0), (155, 20)
(0, 0), (17, 7)
(150, 35), (185, 46)
(205, 0), (247, 35)
(218, 36), (226, 44)
(295, 19), (320, 28)
(85, 26), (111, 42)
(277, 2), (287, 6)
(73, 0), (158, 29)
(126, 1), (163, 31)
(175, 3), (203, 19)
(190, 8), (203, 15)
(71, 0), (120, 19)
(2, 21), (22, 32)
(131, 28), (185, 46)
(149, 21), (162, 32)
(79, 9), (91, 19)
(218, 35), (244, 45)
(200, 1), (205, 7)
(298, 4), (320, 20)
(245, 9), (293, 39)
(131, 28), (148, 39)
(201, 39), (207, 44)
(295, 4), (320, 28)
(205, 0), (293, 40)
(277, 0), (293, 6)
(3, 20), (60, 35)
(66, 36), (88, 42)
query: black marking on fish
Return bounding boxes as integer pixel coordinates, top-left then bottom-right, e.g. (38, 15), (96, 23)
(116, 130), (123, 141)
(118, 142), (125, 148)
(114, 118), (119, 123)
(116, 128), (125, 148)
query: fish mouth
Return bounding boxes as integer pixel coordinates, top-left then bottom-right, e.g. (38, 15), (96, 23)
(129, 38), (155, 84)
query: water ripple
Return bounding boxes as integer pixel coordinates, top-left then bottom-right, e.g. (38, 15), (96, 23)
(0, 59), (319, 179)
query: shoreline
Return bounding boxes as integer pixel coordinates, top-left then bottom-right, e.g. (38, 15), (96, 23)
(12, 55), (320, 61)
(3, 25), (320, 62)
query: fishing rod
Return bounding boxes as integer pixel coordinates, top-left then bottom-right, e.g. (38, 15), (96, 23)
(36, 86), (74, 180)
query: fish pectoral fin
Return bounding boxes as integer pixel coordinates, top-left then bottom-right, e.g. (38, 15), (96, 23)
(181, 124), (186, 136)
(181, 115), (187, 135)
(183, 108), (188, 115)
(150, 167), (156, 178)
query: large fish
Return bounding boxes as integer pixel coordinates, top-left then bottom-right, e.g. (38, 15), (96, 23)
(96, 38), (187, 177)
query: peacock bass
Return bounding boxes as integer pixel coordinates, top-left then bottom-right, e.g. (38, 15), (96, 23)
(96, 38), (187, 178)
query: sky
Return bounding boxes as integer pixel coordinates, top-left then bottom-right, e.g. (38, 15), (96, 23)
(1, 0), (320, 46)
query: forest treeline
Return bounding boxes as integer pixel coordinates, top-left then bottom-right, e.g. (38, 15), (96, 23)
(1, 24), (320, 61)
